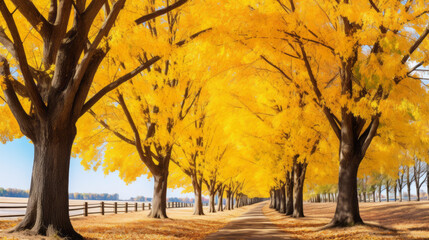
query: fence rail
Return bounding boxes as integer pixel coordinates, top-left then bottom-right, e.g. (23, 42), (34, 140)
(0, 201), (195, 219)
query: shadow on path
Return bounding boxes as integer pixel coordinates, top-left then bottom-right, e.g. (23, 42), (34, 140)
(205, 202), (293, 240)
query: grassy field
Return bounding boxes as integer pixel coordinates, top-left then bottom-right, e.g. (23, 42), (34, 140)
(0, 205), (252, 240)
(264, 201), (429, 240)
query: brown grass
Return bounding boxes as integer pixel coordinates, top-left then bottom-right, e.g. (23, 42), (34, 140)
(0, 206), (251, 240)
(263, 201), (429, 240)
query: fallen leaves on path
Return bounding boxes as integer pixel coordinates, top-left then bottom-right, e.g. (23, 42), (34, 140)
(263, 202), (429, 240)
(0, 206), (250, 239)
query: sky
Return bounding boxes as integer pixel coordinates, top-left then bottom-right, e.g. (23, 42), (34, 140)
(0, 137), (194, 200)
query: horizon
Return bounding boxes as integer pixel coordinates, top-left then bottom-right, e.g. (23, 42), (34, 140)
(0, 137), (196, 200)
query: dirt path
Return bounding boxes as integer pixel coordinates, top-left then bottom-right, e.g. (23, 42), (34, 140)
(205, 202), (292, 240)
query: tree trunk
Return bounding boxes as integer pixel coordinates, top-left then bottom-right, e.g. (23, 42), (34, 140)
(285, 170), (294, 215)
(393, 183), (397, 202)
(407, 183), (411, 201)
(273, 189), (278, 211)
(416, 184), (420, 201)
(407, 167), (412, 201)
(330, 154), (363, 226)
(148, 170), (169, 218)
(217, 187), (224, 211)
(12, 125), (82, 239)
(276, 189), (281, 211)
(209, 192), (216, 213)
(279, 184), (286, 213)
(231, 192), (235, 210)
(292, 162), (307, 218)
(378, 185), (382, 202)
(427, 165), (429, 201)
(386, 181), (390, 202)
(191, 175), (204, 215)
(269, 189), (274, 208)
(363, 192), (366, 202)
(226, 189), (231, 210)
(372, 191), (376, 203)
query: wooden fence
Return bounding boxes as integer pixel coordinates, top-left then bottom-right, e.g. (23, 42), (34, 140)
(0, 201), (195, 218)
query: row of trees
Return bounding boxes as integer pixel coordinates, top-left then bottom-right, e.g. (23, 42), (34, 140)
(1, 0), (429, 239)
(0, 188), (29, 198)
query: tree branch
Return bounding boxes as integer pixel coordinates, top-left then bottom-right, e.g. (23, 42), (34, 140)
(80, 56), (161, 116)
(117, 94), (160, 175)
(135, 0), (188, 25)
(0, 56), (34, 140)
(88, 109), (135, 145)
(359, 114), (380, 157)
(9, 0), (51, 38)
(299, 43), (341, 139)
(0, 1), (47, 119)
(69, 0), (125, 102)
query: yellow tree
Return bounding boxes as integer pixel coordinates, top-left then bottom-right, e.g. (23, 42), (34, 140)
(219, 0), (429, 227)
(74, 0), (210, 219)
(0, 0), (188, 237)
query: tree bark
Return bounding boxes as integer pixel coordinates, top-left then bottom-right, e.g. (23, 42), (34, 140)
(209, 192), (216, 213)
(148, 169), (169, 218)
(273, 189), (278, 211)
(269, 189), (274, 208)
(386, 180), (390, 202)
(292, 161), (307, 218)
(191, 175), (204, 215)
(427, 165), (429, 201)
(226, 188), (231, 210)
(279, 184), (286, 214)
(217, 187), (224, 211)
(393, 183), (397, 202)
(285, 170), (294, 215)
(230, 191), (235, 210)
(330, 153), (363, 226)
(378, 184), (382, 202)
(406, 166), (412, 201)
(275, 189), (281, 211)
(11, 125), (82, 239)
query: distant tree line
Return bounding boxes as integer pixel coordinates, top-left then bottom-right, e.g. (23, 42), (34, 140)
(0, 187), (119, 201)
(0, 188), (29, 198)
(69, 192), (119, 201)
(0, 187), (206, 203)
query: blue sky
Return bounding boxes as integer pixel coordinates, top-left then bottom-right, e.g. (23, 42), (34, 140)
(0, 137), (193, 200)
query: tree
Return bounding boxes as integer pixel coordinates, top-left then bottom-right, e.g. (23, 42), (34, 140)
(0, 0), (188, 237)
(224, 0), (429, 227)
(74, 0), (210, 219)
(413, 158), (427, 201)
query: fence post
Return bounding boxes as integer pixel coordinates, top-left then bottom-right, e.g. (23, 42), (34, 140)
(114, 202), (117, 214)
(135, 202), (138, 212)
(149, 203), (151, 210)
(84, 202), (88, 217)
(101, 202), (104, 215)
(125, 202), (128, 213)
(142, 203), (145, 210)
